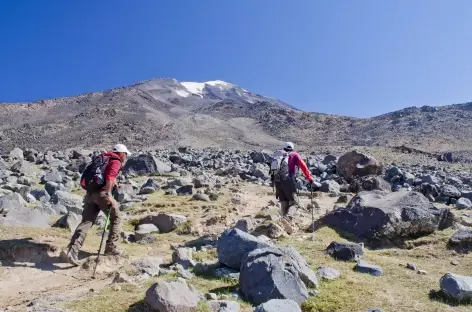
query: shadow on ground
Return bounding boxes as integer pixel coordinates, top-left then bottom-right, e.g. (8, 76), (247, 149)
(429, 289), (472, 307)
(0, 237), (93, 271)
(128, 300), (154, 312)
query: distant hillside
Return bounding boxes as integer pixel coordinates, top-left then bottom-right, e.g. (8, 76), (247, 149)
(1, 78), (472, 154)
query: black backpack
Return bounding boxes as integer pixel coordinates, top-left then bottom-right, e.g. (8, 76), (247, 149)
(80, 154), (120, 191)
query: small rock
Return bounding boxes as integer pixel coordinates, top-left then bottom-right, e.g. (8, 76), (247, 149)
(448, 228), (472, 252)
(176, 185), (193, 195)
(192, 193), (210, 202)
(355, 260), (383, 276)
(172, 247), (196, 269)
(316, 266), (340, 280)
(326, 241), (364, 261)
(214, 267), (240, 280)
(132, 257), (163, 276)
(112, 272), (133, 284)
(254, 299), (301, 312)
(175, 264), (194, 279)
(112, 284), (121, 291)
(205, 292), (218, 300)
(207, 300), (240, 312)
(234, 217), (255, 233)
(417, 270), (427, 275)
(451, 260), (459, 266)
(406, 263), (417, 271)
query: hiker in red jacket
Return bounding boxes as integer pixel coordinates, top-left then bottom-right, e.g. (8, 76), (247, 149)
(62, 144), (131, 266)
(271, 142), (313, 219)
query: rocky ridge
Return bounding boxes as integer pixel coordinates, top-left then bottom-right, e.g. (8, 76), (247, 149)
(3, 78), (472, 154)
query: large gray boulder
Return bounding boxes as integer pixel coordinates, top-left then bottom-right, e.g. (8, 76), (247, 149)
(50, 191), (83, 215)
(320, 180), (340, 193)
(0, 159), (6, 170)
(322, 190), (454, 244)
(123, 154), (171, 176)
(0, 192), (27, 211)
(240, 247), (311, 305)
(138, 213), (187, 233)
(44, 181), (66, 196)
(31, 189), (51, 203)
(217, 228), (271, 270)
(0, 206), (50, 228)
(440, 273), (472, 301)
(40, 168), (64, 184)
(139, 178), (160, 195)
(254, 299), (301, 312)
(10, 160), (41, 176)
(54, 212), (82, 232)
(336, 151), (382, 181)
(145, 279), (201, 312)
(349, 175), (391, 193)
(250, 150), (273, 164)
(441, 185), (461, 198)
(116, 183), (136, 203)
(9, 147), (24, 160)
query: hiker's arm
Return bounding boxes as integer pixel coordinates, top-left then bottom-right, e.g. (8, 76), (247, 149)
(296, 155), (313, 182)
(104, 177), (116, 195)
(103, 159), (121, 196)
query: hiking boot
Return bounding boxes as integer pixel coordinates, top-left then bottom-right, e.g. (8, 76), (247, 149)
(60, 248), (80, 266)
(104, 246), (124, 256)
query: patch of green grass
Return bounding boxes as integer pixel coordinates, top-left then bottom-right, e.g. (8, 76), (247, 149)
(176, 220), (193, 235)
(281, 226), (472, 312)
(191, 301), (211, 312)
(254, 211), (270, 219)
(193, 249), (217, 263)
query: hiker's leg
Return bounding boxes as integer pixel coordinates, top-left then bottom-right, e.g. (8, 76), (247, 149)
(286, 192), (300, 217)
(280, 201), (290, 216)
(97, 194), (122, 253)
(68, 193), (100, 254)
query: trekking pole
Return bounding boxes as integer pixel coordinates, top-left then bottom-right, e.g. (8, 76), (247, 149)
(310, 185), (315, 233)
(92, 207), (111, 279)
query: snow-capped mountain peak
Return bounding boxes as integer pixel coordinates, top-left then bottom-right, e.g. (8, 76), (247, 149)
(132, 78), (295, 109)
(181, 80), (235, 97)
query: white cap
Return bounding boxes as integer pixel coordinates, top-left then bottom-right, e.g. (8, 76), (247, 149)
(283, 142), (294, 150)
(112, 144), (131, 156)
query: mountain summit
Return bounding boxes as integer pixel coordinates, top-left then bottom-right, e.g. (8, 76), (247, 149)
(132, 78), (294, 109)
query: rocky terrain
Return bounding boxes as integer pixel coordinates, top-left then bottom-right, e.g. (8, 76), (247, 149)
(1, 146), (472, 312)
(3, 78), (472, 156)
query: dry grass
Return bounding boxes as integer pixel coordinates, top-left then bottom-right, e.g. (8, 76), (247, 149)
(282, 227), (472, 312)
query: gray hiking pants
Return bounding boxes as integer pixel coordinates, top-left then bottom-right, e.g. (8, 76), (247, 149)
(67, 191), (121, 254)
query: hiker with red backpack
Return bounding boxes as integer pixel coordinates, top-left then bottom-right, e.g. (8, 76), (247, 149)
(270, 142), (313, 219)
(62, 144), (131, 266)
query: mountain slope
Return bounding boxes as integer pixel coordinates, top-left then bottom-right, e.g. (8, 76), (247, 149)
(1, 78), (472, 153)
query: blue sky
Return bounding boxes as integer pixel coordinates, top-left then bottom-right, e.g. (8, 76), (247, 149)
(0, 0), (471, 117)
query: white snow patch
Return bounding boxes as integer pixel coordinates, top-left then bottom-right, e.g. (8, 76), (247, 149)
(175, 89), (190, 97)
(181, 82), (206, 97)
(205, 80), (233, 88)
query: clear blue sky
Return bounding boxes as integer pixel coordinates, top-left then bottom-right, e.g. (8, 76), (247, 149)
(1, 0), (471, 117)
